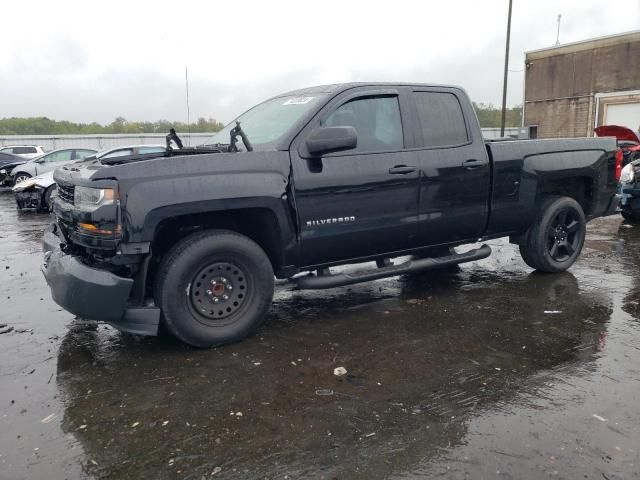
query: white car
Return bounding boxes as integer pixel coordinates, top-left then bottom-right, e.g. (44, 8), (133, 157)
(11, 148), (98, 184)
(12, 171), (56, 211)
(0, 145), (45, 159)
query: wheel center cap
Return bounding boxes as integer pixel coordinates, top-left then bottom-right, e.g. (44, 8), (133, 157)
(554, 226), (568, 243)
(191, 263), (246, 320)
(212, 284), (225, 297)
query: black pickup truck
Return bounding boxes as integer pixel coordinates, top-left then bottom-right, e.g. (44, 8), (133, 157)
(42, 83), (622, 347)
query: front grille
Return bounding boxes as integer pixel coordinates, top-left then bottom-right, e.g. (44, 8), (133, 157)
(56, 217), (73, 242)
(57, 181), (75, 205)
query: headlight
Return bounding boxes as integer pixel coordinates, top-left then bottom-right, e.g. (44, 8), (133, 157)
(74, 186), (117, 210)
(0, 169), (6, 174)
(620, 163), (635, 184)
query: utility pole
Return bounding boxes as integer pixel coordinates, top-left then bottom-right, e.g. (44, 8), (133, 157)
(185, 66), (191, 146)
(500, 0), (513, 138)
(555, 14), (562, 46)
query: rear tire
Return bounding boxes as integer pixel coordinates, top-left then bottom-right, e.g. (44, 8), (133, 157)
(154, 229), (274, 348)
(519, 196), (586, 273)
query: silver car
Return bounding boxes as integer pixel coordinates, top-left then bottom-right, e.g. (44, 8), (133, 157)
(12, 144), (170, 211)
(11, 148), (97, 184)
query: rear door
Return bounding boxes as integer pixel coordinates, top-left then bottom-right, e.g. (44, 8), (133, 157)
(291, 87), (421, 266)
(410, 88), (490, 245)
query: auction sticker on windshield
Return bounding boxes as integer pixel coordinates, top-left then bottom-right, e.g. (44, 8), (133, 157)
(283, 97), (315, 105)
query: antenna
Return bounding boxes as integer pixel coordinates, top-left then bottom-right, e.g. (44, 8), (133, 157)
(185, 66), (191, 147)
(555, 14), (562, 46)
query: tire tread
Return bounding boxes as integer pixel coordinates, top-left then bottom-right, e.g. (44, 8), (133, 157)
(154, 229), (274, 348)
(519, 196), (586, 273)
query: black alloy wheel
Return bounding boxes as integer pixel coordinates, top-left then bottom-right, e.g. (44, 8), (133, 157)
(546, 209), (582, 262)
(519, 196), (586, 273)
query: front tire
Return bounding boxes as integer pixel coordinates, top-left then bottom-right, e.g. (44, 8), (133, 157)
(154, 230), (274, 348)
(519, 196), (586, 273)
(13, 173), (31, 184)
(41, 185), (56, 212)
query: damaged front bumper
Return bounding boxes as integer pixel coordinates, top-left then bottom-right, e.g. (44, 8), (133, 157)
(41, 225), (160, 336)
(15, 189), (44, 210)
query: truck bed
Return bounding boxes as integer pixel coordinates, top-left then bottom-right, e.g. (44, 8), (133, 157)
(485, 137), (618, 235)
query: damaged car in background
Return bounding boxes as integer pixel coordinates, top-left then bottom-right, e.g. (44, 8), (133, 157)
(595, 125), (640, 167)
(12, 145), (171, 212)
(10, 148), (97, 185)
(0, 151), (29, 186)
(596, 125), (640, 222)
(12, 171), (56, 211)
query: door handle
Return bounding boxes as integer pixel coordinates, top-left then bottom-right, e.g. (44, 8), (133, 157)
(389, 165), (417, 175)
(462, 159), (486, 169)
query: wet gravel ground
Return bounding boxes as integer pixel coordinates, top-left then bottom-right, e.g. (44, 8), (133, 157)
(1, 189), (640, 480)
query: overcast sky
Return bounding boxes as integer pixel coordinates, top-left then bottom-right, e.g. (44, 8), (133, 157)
(1, 0), (638, 125)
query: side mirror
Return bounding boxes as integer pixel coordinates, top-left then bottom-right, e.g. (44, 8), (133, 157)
(35, 159), (45, 164)
(305, 126), (357, 156)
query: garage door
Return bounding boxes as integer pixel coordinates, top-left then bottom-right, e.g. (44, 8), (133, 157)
(605, 102), (640, 130)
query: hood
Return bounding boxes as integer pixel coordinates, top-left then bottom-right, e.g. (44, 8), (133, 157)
(12, 171), (55, 192)
(0, 158), (27, 169)
(54, 158), (103, 185)
(595, 125), (640, 144)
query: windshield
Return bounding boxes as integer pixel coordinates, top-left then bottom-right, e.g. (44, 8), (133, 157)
(209, 94), (326, 146)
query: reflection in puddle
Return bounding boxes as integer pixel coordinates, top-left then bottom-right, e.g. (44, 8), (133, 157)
(55, 268), (615, 479)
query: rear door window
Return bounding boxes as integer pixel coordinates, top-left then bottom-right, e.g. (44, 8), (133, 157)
(414, 92), (469, 148)
(323, 96), (404, 153)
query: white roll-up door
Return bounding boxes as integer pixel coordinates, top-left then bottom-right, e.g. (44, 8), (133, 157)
(605, 102), (640, 130)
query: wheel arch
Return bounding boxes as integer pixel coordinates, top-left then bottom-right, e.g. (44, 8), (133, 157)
(148, 205), (291, 277)
(536, 175), (595, 216)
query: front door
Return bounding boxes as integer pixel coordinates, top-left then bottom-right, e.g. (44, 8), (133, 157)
(291, 89), (421, 267)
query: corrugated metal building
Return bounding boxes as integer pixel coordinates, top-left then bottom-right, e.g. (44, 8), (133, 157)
(523, 30), (640, 138)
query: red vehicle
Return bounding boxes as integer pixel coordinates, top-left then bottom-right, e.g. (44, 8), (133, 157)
(596, 125), (640, 222)
(595, 125), (640, 166)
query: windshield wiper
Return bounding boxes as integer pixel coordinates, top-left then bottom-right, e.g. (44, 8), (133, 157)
(229, 121), (253, 152)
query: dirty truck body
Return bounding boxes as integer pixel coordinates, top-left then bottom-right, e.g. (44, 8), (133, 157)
(42, 83), (621, 347)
